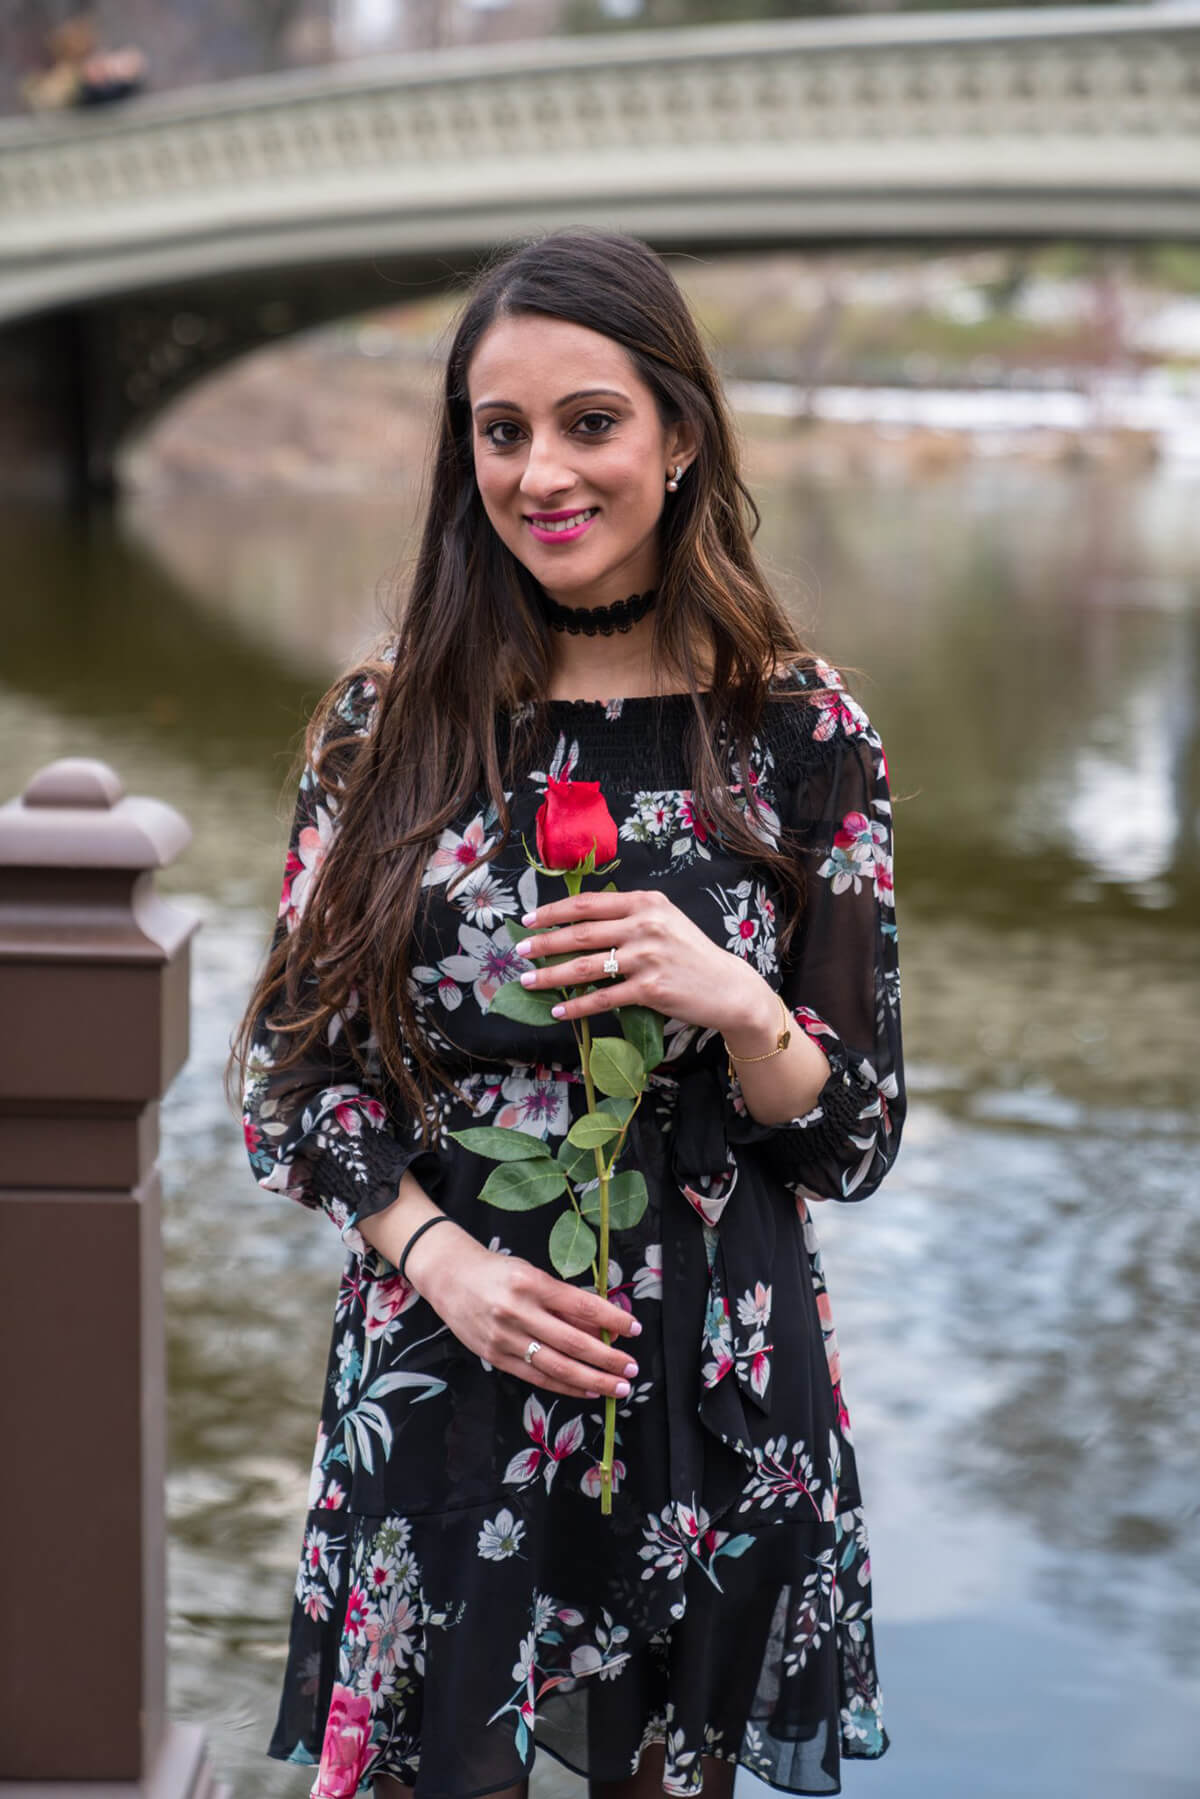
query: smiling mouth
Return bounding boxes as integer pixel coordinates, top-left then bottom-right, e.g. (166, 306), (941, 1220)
(525, 508), (599, 533)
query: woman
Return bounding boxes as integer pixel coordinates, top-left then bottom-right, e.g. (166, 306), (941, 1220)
(230, 227), (905, 1799)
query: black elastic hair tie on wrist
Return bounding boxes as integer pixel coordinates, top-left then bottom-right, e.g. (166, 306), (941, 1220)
(397, 1212), (454, 1284)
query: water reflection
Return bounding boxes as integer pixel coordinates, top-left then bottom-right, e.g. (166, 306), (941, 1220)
(0, 460), (1197, 1796)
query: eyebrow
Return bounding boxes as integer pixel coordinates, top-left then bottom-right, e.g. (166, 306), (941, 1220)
(472, 387), (631, 416)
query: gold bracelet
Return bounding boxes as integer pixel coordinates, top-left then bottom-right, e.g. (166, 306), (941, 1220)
(725, 990), (792, 1081)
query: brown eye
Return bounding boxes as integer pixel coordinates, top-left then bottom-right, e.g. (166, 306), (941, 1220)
(574, 412), (616, 437)
(482, 421), (522, 448)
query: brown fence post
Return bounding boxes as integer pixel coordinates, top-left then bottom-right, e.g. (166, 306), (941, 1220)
(0, 757), (228, 1799)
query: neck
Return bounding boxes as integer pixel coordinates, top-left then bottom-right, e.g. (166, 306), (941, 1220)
(545, 607), (662, 700)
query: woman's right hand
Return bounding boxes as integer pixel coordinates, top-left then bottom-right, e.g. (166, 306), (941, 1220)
(408, 1226), (643, 1400)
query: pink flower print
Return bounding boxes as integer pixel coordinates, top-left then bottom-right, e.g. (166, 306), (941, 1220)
(811, 691), (859, 742)
(318, 1481), (347, 1511)
(301, 1582), (333, 1624)
(363, 1273), (419, 1339)
(365, 1591), (418, 1674)
(421, 812), (494, 888)
(282, 802), (335, 932)
(503, 1446), (544, 1485)
(344, 1583), (370, 1642)
(544, 1415), (585, 1491)
(581, 1459), (626, 1499)
(329, 1094), (387, 1138)
(303, 1524), (335, 1581)
(364, 1551), (393, 1594)
(748, 1344), (771, 1399)
(793, 1005), (837, 1045)
(834, 810), (870, 849)
(242, 1116), (262, 1154)
(679, 792), (711, 844)
(311, 1683), (373, 1798)
(523, 1393), (550, 1447)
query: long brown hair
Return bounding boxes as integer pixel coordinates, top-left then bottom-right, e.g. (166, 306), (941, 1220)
(225, 227), (840, 1143)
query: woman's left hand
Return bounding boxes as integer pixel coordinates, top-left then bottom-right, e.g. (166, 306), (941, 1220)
(512, 888), (775, 1043)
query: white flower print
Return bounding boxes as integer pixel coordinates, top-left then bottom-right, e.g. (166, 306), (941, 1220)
(510, 1633), (536, 1683)
(706, 878), (777, 975)
(782, 1549), (836, 1677)
(619, 791), (679, 844)
(819, 809), (887, 897)
(306, 1425), (329, 1507)
(477, 1509), (527, 1561)
(492, 1072), (571, 1139)
(736, 1281), (772, 1330)
(451, 863), (521, 930)
(439, 921), (532, 1013)
(737, 1434), (826, 1520)
(632, 1243), (663, 1300)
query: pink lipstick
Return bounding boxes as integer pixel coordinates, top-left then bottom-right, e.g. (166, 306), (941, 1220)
(525, 507), (599, 544)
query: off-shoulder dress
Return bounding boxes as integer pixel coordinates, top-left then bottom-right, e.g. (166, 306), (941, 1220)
(241, 653), (906, 1799)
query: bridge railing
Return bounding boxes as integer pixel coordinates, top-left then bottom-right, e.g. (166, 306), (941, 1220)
(1, 3), (1198, 267)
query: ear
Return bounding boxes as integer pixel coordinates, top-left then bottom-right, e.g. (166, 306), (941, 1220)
(666, 419), (699, 472)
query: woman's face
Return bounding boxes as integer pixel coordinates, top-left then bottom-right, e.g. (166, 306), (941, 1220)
(466, 312), (693, 608)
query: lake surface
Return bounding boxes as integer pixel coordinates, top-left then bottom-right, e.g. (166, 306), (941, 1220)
(2, 459), (1197, 1798)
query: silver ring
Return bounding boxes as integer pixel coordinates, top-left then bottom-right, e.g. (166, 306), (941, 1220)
(524, 1339), (541, 1364)
(603, 947), (620, 977)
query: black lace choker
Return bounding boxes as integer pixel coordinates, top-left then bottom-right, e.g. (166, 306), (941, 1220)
(537, 587), (657, 636)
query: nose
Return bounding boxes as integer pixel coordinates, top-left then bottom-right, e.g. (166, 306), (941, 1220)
(518, 431), (575, 505)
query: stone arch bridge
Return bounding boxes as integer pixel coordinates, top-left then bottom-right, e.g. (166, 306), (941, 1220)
(1, 2), (1197, 500)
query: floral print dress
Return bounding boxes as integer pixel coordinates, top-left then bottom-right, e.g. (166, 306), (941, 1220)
(241, 652), (905, 1799)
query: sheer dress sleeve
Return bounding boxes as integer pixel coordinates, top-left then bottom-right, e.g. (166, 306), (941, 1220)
(240, 674), (439, 1258)
(725, 678), (906, 1203)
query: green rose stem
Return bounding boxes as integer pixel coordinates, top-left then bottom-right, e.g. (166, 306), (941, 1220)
(560, 864), (618, 1513)
(448, 822), (661, 1525)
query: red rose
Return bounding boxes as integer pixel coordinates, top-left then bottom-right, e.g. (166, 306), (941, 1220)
(535, 774), (618, 870)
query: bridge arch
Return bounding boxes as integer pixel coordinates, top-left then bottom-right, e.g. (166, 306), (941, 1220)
(2, 3), (1197, 500)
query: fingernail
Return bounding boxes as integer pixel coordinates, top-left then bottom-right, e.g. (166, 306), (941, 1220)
(519, 970), (536, 986)
(521, 911), (537, 925)
(615, 1379), (631, 1397)
(551, 1004), (565, 1018)
(514, 939), (532, 955)
(623, 1361), (638, 1378)
(628, 1319), (643, 1336)
(585, 1389), (601, 1399)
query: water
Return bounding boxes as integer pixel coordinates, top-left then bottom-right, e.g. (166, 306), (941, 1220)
(2, 460), (1197, 1798)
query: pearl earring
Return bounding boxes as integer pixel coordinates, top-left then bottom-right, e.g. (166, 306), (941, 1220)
(666, 464), (683, 492)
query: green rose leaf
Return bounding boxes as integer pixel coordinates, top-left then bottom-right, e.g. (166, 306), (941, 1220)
(556, 1136), (596, 1184)
(487, 979), (559, 1026)
(597, 1095), (636, 1129)
(588, 1034), (645, 1099)
(478, 1159), (569, 1211)
(567, 1112), (621, 1149)
(580, 1168), (649, 1231)
(447, 1126), (552, 1162)
(620, 1004), (664, 1073)
(549, 1209), (597, 1279)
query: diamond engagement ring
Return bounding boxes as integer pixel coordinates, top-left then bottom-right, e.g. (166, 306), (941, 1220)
(524, 1340), (542, 1363)
(603, 947), (620, 977)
